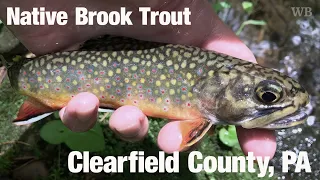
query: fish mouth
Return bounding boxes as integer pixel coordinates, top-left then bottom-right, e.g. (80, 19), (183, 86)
(262, 108), (308, 129)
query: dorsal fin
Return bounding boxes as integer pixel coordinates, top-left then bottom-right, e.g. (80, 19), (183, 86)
(13, 98), (56, 125)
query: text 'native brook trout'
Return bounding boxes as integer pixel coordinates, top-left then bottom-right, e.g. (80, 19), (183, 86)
(5, 36), (310, 149)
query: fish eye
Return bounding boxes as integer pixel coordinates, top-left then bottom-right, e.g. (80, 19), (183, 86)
(255, 80), (283, 104)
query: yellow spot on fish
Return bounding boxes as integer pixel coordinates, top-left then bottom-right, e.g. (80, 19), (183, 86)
(131, 66), (137, 71)
(146, 54), (151, 59)
(93, 62), (98, 67)
(156, 81), (161, 86)
(93, 89), (99, 94)
(146, 71), (151, 75)
(160, 75), (166, 80)
(117, 56), (121, 61)
(46, 64), (51, 69)
(112, 52), (117, 57)
(166, 60), (173, 66)
(125, 78), (129, 83)
(44, 84), (49, 88)
(105, 79), (110, 83)
(174, 64), (179, 70)
(166, 82), (170, 87)
(40, 58), (45, 66)
(186, 73), (192, 80)
(171, 79), (176, 85)
(77, 57), (82, 62)
(102, 53), (108, 58)
(184, 52), (191, 58)
(208, 70), (214, 76)
(157, 64), (164, 69)
(132, 81), (137, 86)
(37, 77), (42, 82)
(127, 51), (133, 56)
(140, 78), (145, 83)
(181, 60), (187, 68)
(108, 71), (114, 77)
(181, 95), (186, 100)
(62, 66), (67, 72)
(189, 63), (196, 69)
(170, 89), (175, 95)
(73, 80), (78, 85)
(133, 57), (140, 63)
(71, 61), (76, 66)
(137, 50), (142, 55)
(152, 56), (157, 62)
(94, 71), (98, 76)
(97, 57), (101, 62)
(100, 87), (105, 92)
(56, 76), (62, 82)
(173, 51), (179, 57)
(155, 90), (159, 94)
(141, 60), (146, 65)
(123, 59), (129, 64)
(207, 61), (215, 66)
(35, 61), (39, 68)
(116, 68), (121, 74)
(146, 61), (151, 67)
(188, 92), (193, 97)
(112, 81), (116, 86)
(103, 60), (107, 67)
(79, 64), (85, 69)
(159, 54), (165, 60)
(42, 70), (47, 75)
(157, 98), (162, 103)
(88, 74), (92, 78)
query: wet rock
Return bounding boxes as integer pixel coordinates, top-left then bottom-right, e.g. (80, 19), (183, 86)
(13, 160), (48, 180)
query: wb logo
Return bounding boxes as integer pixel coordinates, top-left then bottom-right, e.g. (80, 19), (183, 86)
(291, 7), (312, 17)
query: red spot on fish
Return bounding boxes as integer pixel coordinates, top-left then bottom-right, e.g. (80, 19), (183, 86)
(78, 87), (82, 91)
(127, 87), (132, 91)
(166, 99), (170, 103)
(36, 71), (41, 75)
(47, 79), (51, 83)
(101, 96), (105, 99)
(149, 79), (153, 83)
(138, 85), (142, 89)
(77, 71), (82, 75)
(100, 71), (105, 75)
(120, 99), (125, 103)
(139, 94), (143, 99)
(186, 102), (191, 107)
(127, 93), (131, 97)
(66, 86), (70, 89)
(30, 79), (34, 83)
(116, 76), (120, 81)
(23, 71), (26, 75)
(124, 67), (128, 72)
(86, 84), (91, 87)
(113, 63), (117, 67)
(111, 95), (115, 99)
(161, 90), (165, 94)
(56, 87), (60, 91)
(163, 107), (168, 111)
(150, 98), (154, 102)
(55, 70), (60, 73)
(133, 74), (137, 79)
(23, 85), (26, 89)
(181, 87), (187, 92)
(147, 89), (151, 93)
(152, 69), (157, 73)
(39, 85), (44, 89)
(95, 78), (99, 81)
(169, 69), (174, 74)
(133, 100), (137, 104)
(88, 69), (93, 73)
(71, 95), (75, 98)
(81, 77), (85, 81)
(140, 69), (145, 73)
(176, 99), (180, 103)
(116, 89), (121, 93)
(106, 84), (111, 89)
(66, 78), (70, 82)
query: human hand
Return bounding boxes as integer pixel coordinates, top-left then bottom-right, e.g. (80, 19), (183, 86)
(0, 0), (276, 158)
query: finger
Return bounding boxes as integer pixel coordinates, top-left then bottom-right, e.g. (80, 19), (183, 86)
(109, 105), (149, 142)
(236, 127), (277, 159)
(157, 121), (183, 153)
(60, 92), (99, 132)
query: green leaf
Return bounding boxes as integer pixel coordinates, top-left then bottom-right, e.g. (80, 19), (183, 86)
(236, 20), (267, 35)
(218, 125), (239, 148)
(40, 120), (105, 152)
(65, 123), (105, 152)
(213, 1), (231, 13)
(40, 120), (68, 144)
(242, 1), (253, 14)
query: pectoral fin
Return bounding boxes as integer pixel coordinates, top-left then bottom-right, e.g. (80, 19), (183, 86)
(13, 98), (57, 125)
(179, 119), (213, 151)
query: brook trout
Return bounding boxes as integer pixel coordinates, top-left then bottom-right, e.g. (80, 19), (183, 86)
(5, 36), (310, 149)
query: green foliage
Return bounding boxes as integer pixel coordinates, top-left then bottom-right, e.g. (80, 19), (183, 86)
(218, 125), (240, 149)
(212, 1), (231, 13)
(236, 20), (267, 35)
(242, 1), (254, 14)
(40, 120), (105, 152)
